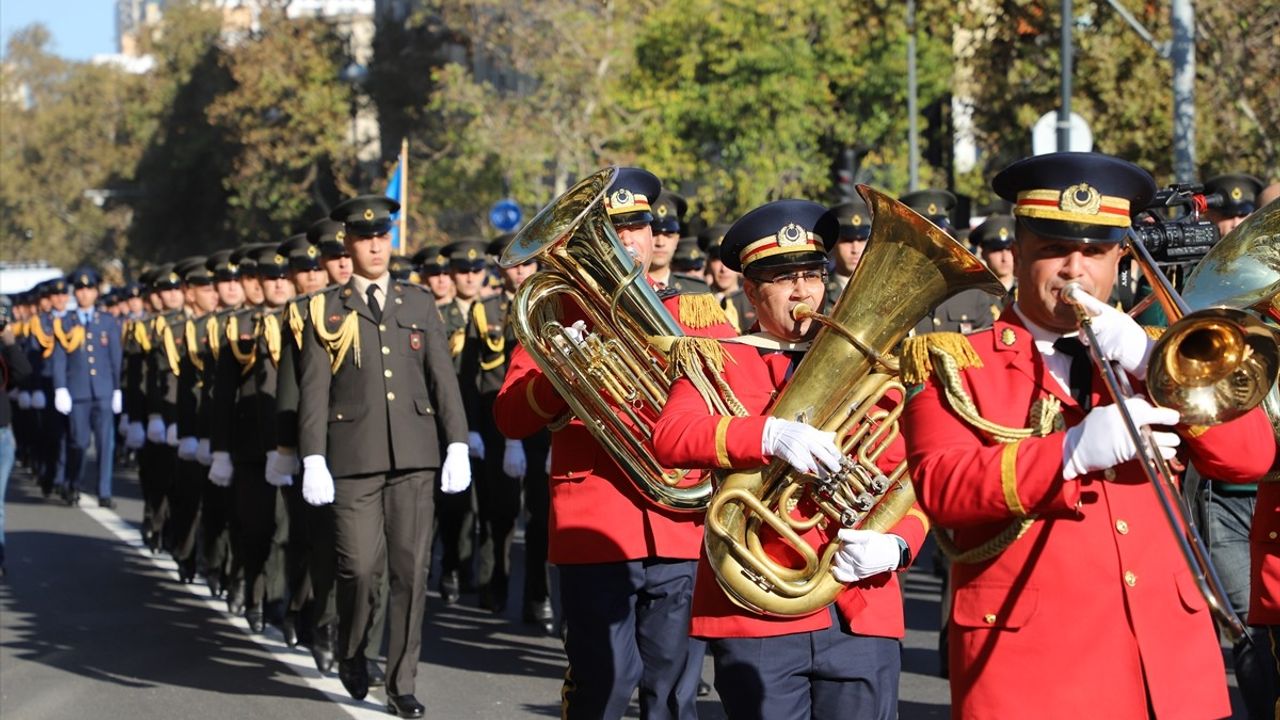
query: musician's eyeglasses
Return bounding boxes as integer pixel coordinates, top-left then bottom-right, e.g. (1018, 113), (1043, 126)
(757, 269), (828, 287)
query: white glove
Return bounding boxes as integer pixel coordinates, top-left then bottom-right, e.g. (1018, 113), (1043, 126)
(265, 448), (299, 480)
(196, 438), (212, 466)
(118, 413), (130, 436)
(301, 455), (335, 506)
(111, 389), (123, 414)
(832, 529), (903, 583)
(1071, 289), (1155, 376)
(264, 451), (293, 487)
(146, 414), (166, 443)
(126, 421), (146, 449)
(54, 387), (72, 415)
(441, 442), (472, 494)
(16, 391), (31, 409)
(468, 431), (485, 459)
(1062, 397), (1181, 480)
(177, 436), (198, 461)
(562, 320), (588, 347)
(208, 451), (234, 487)
(30, 389), (46, 409)
(761, 417), (844, 477)
(503, 438), (527, 478)
(165, 423), (179, 447)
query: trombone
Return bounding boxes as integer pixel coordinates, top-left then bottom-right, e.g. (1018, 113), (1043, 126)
(1060, 205), (1280, 643)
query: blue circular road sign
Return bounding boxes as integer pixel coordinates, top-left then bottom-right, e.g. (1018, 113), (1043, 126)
(489, 199), (522, 232)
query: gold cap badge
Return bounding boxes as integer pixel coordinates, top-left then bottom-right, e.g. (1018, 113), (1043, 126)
(363, 208), (375, 221)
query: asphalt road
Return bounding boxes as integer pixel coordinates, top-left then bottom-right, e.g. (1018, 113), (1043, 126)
(0, 458), (1244, 719)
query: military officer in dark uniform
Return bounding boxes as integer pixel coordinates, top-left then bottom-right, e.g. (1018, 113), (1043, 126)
(170, 257), (219, 581)
(649, 190), (710, 294)
(1204, 172), (1263, 239)
(416, 246), (455, 304)
(824, 196), (873, 312)
(142, 265), (186, 552)
(701, 225), (755, 333)
(298, 195), (470, 718)
(972, 213), (1017, 322)
(903, 189), (998, 335)
(389, 255), (414, 283)
(671, 237), (705, 275)
(30, 278), (71, 498)
(51, 268), (122, 507)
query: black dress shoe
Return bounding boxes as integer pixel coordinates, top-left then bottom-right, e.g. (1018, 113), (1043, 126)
(523, 599), (555, 636)
(337, 657), (369, 700)
(177, 556), (197, 584)
(365, 659), (385, 687)
(281, 612), (299, 648)
(98, 497), (115, 509)
(440, 571), (460, 605)
(246, 607), (266, 633)
(386, 693), (425, 719)
(311, 624), (336, 674)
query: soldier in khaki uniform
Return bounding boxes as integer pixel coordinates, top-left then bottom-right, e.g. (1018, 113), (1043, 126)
(824, 196), (872, 312)
(700, 225), (755, 333)
(971, 214), (1017, 322)
(649, 190), (710, 294)
(298, 195), (470, 718)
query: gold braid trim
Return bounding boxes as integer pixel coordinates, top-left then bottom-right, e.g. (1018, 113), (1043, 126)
(288, 299), (306, 349)
(132, 318), (152, 352)
(922, 342), (1070, 564)
(30, 317), (55, 358)
(158, 317), (181, 376)
(206, 316), (220, 360)
(676, 293), (730, 330)
(184, 319), (203, 372)
(226, 315), (257, 376)
(309, 294), (360, 373)
(1143, 325), (1166, 340)
(262, 313), (283, 367)
(662, 336), (749, 418)
(473, 301), (506, 371)
(721, 296), (742, 333)
(900, 332), (983, 386)
(53, 317), (86, 353)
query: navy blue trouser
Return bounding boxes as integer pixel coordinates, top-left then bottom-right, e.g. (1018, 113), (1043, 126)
(558, 558), (703, 720)
(66, 396), (114, 498)
(709, 607), (900, 720)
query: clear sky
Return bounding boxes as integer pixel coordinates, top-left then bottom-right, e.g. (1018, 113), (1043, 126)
(0, 0), (116, 60)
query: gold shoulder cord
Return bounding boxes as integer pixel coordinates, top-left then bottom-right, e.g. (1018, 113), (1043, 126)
(309, 294), (360, 373)
(53, 317), (86, 354)
(658, 335), (749, 418)
(288, 299), (306, 349)
(206, 316), (221, 360)
(133, 318), (152, 352)
(158, 317), (181, 376)
(472, 302), (505, 370)
(184, 319), (203, 372)
(262, 313), (283, 367)
(30, 317), (55, 358)
(901, 335), (1062, 564)
(226, 315), (257, 375)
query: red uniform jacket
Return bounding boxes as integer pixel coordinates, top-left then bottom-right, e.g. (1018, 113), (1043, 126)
(493, 291), (735, 565)
(652, 339), (928, 640)
(1249, 455), (1280, 625)
(904, 309), (1275, 720)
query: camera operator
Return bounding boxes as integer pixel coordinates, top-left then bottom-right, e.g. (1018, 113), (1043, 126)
(1204, 173), (1264, 238)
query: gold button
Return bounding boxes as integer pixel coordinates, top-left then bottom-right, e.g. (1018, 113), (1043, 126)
(394, 298), (402, 305)
(382, 346), (390, 355)
(90, 369), (97, 376)
(983, 613), (996, 624)
(386, 392), (395, 401)
(932, 317), (941, 326)
(1270, 531), (1278, 540)
(384, 369), (393, 378)
(379, 324), (386, 332)
(1103, 468), (1117, 480)
(1124, 571), (1137, 587)
(336, 413), (344, 420)
(1116, 520), (1129, 535)
(88, 357), (95, 364)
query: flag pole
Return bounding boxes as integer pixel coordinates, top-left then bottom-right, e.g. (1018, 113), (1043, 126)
(399, 137), (409, 255)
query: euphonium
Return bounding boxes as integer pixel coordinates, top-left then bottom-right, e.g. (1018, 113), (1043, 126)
(705, 186), (1004, 616)
(500, 167), (716, 510)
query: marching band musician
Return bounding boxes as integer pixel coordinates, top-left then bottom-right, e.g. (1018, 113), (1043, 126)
(651, 200), (926, 720)
(297, 195), (471, 718)
(493, 167), (735, 720)
(902, 152), (1276, 719)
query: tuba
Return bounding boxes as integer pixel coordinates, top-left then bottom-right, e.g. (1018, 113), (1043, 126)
(705, 185), (1005, 616)
(501, 167), (720, 510)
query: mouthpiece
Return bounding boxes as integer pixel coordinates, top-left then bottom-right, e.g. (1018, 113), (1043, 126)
(1061, 282), (1086, 306)
(791, 303), (815, 321)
